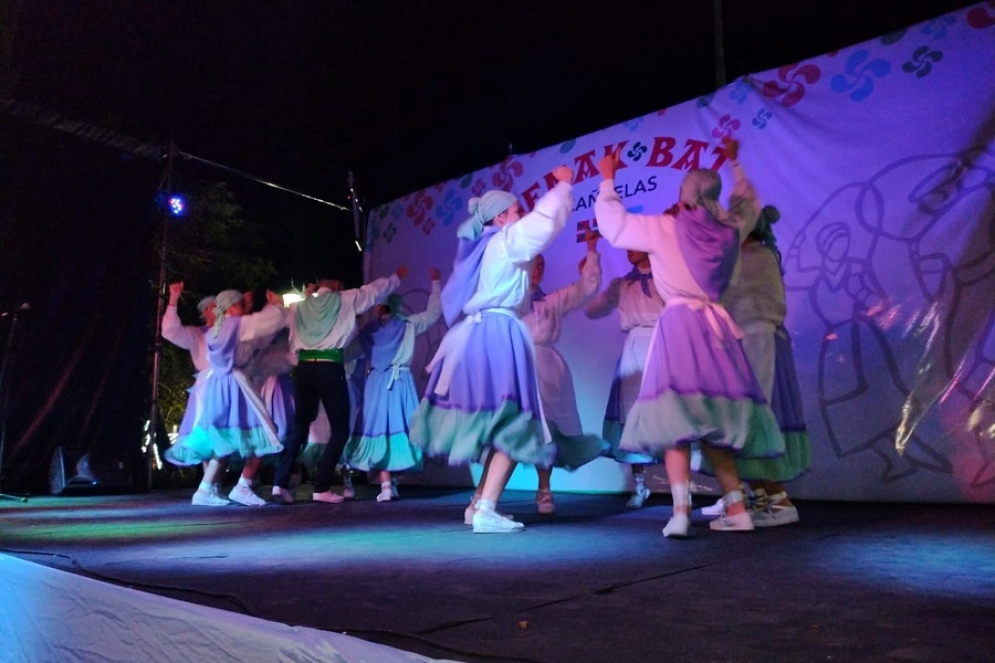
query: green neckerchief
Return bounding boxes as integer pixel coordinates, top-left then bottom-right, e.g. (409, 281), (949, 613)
(294, 290), (342, 347)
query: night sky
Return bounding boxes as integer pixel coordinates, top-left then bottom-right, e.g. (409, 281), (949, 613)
(6, 0), (979, 286)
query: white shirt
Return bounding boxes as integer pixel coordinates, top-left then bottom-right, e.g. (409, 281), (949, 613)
(463, 181), (573, 317)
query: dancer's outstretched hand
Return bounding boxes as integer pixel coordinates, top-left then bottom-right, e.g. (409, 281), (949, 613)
(168, 281), (184, 305)
(429, 267), (441, 281)
(584, 229), (600, 252)
(552, 165), (573, 184)
(597, 147), (622, 180)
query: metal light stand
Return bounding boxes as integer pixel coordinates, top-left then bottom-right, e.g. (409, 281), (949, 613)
(144, 142), (177, 492)
(0, 303), (30, 501)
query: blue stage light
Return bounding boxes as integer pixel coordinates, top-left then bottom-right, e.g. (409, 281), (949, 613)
(166, 195), (187, 217)
(157, 191), (188, 217)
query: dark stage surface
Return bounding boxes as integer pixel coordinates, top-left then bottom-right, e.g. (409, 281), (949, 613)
(1, 485), (993, 663)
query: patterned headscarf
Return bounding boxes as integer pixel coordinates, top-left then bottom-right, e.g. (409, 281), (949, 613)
(212, 289), (243, 336)
(679, 169), (723, 221)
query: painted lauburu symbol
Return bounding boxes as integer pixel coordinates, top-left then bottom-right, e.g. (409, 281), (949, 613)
(471, 178), (486, 197)
(762, 63), (822, 108)
(626, 142), (649, 162)
(830, 50), (891, 102)
(384, 222), (397, 243)
(729, 79), (754, 104)
(435, 189), (463, 226)
(921, 15), (956, 39)
(406, 190), (434, 226)
(492, 158), (523, 192)
(752, 107), (773, 129)
(711, 114), (741, 140)
(903, 46), (943, 78)
(967, 2), (995, 28)
(421, 218), (435, 235)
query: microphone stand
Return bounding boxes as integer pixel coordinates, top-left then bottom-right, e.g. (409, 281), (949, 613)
(0, 304), (29, 501)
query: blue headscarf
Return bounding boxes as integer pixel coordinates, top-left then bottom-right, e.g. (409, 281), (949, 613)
(211, 289), (243, 337)
(440, 190), (518, 326)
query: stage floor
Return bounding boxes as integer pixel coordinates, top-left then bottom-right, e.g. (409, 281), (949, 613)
(1, 485), (993, 663)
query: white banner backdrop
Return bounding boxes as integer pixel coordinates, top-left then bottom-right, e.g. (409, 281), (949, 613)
(365, 3), (995, 503)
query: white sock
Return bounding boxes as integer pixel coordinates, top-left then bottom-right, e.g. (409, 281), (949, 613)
(722, 489), (744, 508)
(380, 481), (392, 490)
(198, 481), (212, 493)
(478, 498), (497, 513)
(238, 476), (252, 489)
(671, 482), (691, 511)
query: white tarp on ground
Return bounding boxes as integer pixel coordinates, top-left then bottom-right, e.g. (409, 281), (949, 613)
(365, 2), (995, 504)
(0, 554), (459, 663)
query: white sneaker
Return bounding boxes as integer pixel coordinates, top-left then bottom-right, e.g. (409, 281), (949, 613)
(472, 509), (525, 533)
(191, 489), (229, 507)
(626, 482), (651, 509)
(752, 496), (799, 527)
(376, 487), (393, 502)
(709, 511), (755, 532)
(271, 486), (294, 505)
(228, 484), (266, 507)
(701, 496), (725, 517)
(312, 490), (345, 504)
(663, 512), (690, 538)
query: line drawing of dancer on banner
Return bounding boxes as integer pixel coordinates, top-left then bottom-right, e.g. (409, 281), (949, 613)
(875, 150), (995, 491)
(784, 149), (995, 485)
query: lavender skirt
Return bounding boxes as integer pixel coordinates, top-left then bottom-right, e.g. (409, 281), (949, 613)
(410, 312), (553, 466)
(344, 368), (424, 472)
(618, 304), (784, 460)
(165, 369), (282, 465)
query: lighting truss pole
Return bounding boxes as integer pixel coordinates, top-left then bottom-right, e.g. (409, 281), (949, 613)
(144, 142), (177, 490)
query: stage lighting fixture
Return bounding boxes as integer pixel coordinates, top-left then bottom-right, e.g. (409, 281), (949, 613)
(166, 194), (187, 217)
(282, 292), (305, 307)
(156, 192), (188, 217)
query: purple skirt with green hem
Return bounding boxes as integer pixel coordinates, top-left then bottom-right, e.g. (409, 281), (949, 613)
(618, 304), (785, 461)
(602, 357), (656, 465)
(343, 368), (424, 473)
(733, 328), (811, 482)
(410, 312), (553, 467)
(165, 369), (282, 465)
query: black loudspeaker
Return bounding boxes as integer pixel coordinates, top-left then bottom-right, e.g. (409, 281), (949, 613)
(49, 446), (134, 495)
